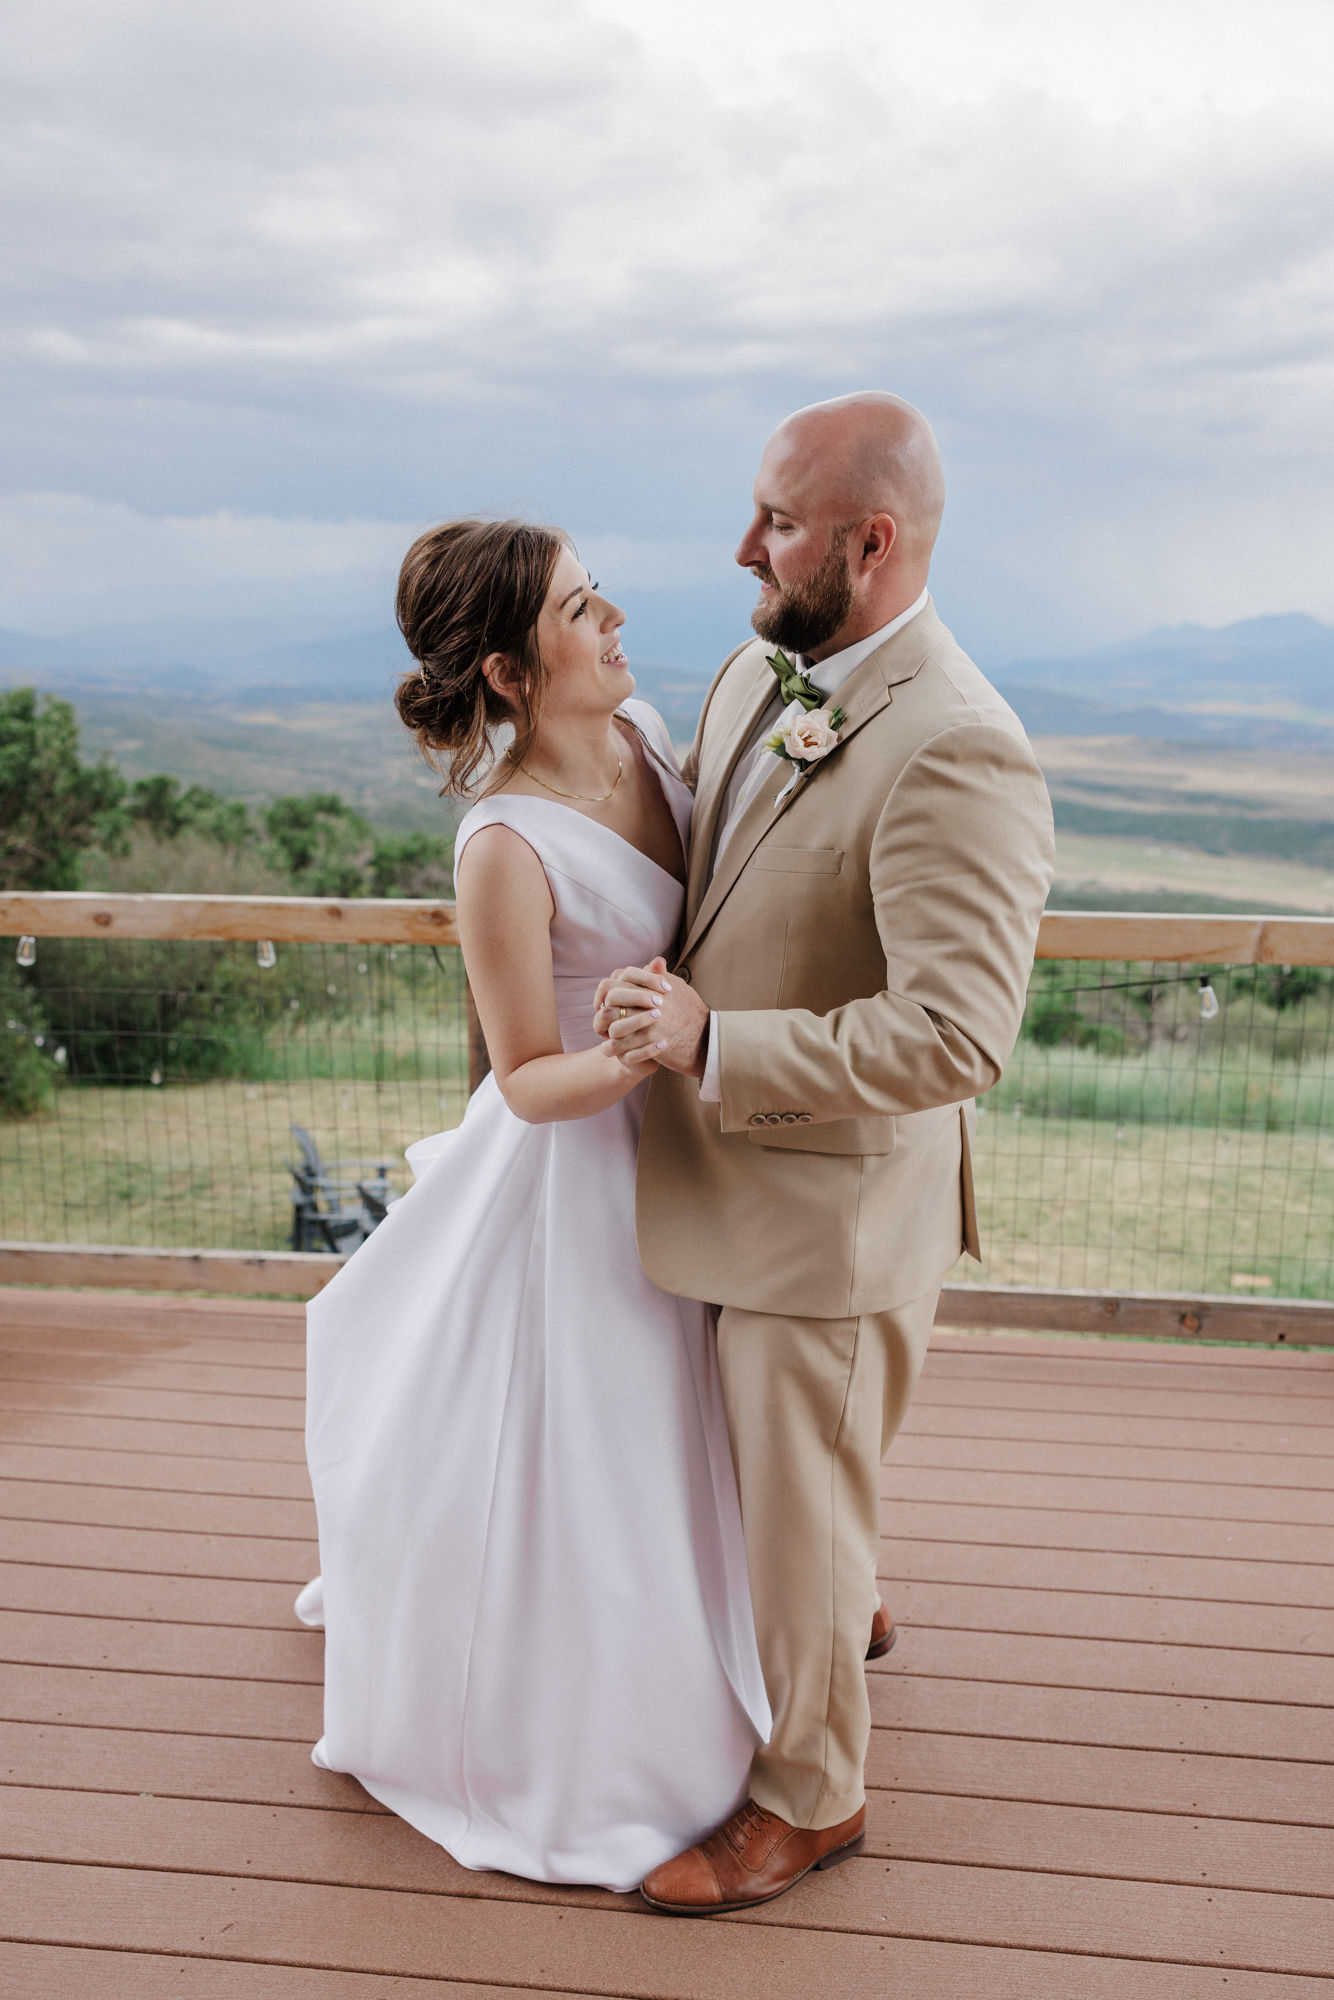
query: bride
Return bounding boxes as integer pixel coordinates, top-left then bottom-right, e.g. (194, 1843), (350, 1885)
(296, 516), (770, 1892)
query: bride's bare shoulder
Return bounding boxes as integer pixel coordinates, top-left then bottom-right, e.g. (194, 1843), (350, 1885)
(455, 817), (553, 914)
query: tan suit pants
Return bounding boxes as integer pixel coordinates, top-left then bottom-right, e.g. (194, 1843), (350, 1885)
(715, 1287), (938, 1829)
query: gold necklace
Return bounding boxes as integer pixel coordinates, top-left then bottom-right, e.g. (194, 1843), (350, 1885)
(512, 751), (623, 803)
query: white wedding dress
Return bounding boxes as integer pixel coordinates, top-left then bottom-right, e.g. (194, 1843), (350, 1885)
(296, 701), (770, 1892)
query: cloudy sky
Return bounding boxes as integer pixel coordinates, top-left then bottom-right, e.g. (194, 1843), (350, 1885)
(3, 0), (1333, 668)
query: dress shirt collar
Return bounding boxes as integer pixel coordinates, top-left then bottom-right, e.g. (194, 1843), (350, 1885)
(799, 586), (930, 697)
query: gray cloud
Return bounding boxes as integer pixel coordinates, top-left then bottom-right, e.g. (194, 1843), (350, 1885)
(2, 0), (1333, 663)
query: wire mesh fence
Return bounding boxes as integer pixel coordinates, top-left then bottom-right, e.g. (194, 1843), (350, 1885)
(3, 928), (1333, 1302)
(1, 936), (469, 1253)
(949, 958), (1334, 1301)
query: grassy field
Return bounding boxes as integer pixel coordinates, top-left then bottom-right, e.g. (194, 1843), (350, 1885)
(988, 1037), (1334, 1132)
(0, 1075), (470, 1252)
(947, 1113), (1334, 1300)
(1035, 734), (1334, 820)
(4, 1067), (1332, 1299)
(1049, 831), (1334, 915)
(1034, 733), (1334, 913)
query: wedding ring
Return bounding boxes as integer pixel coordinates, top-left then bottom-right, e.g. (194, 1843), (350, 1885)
(617, 1007), (629, 1021)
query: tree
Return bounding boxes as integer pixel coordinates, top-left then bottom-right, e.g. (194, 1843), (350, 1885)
(127, 775), (256, 851)
(368, 831), (452, 899)
(262, 793), (373, 897)
(0, 688), (126, 889)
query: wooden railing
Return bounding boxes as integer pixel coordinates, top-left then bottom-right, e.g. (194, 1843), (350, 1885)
(3, 892), (1334, 1343)
(4, 889), (1334, 963)
(0, 890), (461, 947)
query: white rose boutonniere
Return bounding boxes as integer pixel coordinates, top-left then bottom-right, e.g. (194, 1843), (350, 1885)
(773, 704), (843, 763)
(762, 649), (847, 804)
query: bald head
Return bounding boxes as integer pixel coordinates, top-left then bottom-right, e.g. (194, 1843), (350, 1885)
(773, 393), (945, 556)
(737, 392), (945, 660)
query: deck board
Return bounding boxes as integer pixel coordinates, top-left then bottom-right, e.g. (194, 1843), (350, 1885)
(2, 1289), (1331, 1997)
(0, 1441), (313, 1496)
(903, 1404), (1334, 1453)
(884, 1497), (1334, 1563)
(0, 1945), (602, 1999)
(0, 1410), (308, 1459)
(0, 1562), (303, 1626)
(0, 1351), (309, 1395)
(5, 1784), (1334, 1972)
(880, 1538), (1334, 1607)
(6, 1859), (1334, 1999)
(881, 1465), (1334, 1524)
(0, 1475), (316, 1536)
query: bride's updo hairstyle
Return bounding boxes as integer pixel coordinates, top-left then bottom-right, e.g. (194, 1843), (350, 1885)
(394, 517), (569, 797)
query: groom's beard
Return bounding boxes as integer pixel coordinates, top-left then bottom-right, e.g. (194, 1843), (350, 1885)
(749, 538), (855, 656)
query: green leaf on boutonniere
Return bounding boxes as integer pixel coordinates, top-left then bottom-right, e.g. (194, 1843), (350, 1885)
(764, 648), (824, 713)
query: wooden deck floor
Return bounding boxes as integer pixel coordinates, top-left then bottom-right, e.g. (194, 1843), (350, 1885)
(1, 1288), (1331, 1998)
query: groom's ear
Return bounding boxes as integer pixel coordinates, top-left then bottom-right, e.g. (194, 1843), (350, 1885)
(856, 513), (897, 573)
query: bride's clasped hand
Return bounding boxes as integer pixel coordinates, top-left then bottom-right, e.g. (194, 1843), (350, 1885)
(596, 956), (710, 1079)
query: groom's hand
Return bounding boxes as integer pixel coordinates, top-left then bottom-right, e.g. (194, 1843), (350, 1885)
(594, 956), (710, 1080)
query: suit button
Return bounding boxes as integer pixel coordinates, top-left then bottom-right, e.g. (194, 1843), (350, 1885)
(765, 1113), (782, 1125)
(676, 966), (692, 984)
(781, 1113), (798, 1124)
(797, 1113), (813, 1123)
(748, 1113), (765, 1127)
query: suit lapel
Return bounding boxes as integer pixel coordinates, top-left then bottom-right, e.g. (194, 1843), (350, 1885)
(680, 670), (894, 961)
(679, 601), (942, 964)
(685, 651), (776, 930)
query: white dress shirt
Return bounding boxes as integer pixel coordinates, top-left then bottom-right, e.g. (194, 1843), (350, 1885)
(698, 589), (929, 1102)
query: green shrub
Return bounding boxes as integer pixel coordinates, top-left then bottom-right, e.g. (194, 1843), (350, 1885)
(990, 1040), (1334, 1131)
(368, 831), (452, 898)
(1230, 965), (1334, 1012)
(0, 959), (53, 1118)
(262, 793), (373, 896)
(30, 938), (324, 1085)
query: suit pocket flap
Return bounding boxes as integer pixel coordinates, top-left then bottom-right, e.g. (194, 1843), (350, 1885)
(751, 846), (844, 875)
(748, 1115), (895, 1155)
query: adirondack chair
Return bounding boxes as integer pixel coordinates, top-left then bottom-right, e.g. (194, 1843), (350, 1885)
(285, 1123), (397, 1254)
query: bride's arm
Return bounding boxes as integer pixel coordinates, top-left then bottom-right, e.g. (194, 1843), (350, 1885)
(456, 823), (654, 1124)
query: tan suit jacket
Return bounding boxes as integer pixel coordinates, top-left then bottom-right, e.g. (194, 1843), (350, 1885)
(636, 599), (1055, 1318)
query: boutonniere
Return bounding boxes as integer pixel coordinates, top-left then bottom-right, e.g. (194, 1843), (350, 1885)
(763, 649), (845, 805)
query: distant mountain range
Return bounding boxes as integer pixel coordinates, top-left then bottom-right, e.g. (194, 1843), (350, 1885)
(991, 613), (1334, 745)
(0, 618), (412, 703)
(995, 612), (1334, 706)
(3, 609), (1332, 747)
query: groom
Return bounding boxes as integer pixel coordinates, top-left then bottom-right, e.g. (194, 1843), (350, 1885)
(596, 392), (1054, 1913)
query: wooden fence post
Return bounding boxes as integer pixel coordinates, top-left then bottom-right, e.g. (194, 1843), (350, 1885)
(466, 980), (491, 1095)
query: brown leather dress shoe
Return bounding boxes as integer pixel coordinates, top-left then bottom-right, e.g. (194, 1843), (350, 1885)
(866, 1598), (896, 1660)
(640, 1798), (866, 1915)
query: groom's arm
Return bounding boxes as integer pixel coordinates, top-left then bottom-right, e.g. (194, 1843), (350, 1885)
(713, 720), (1054, 1127)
